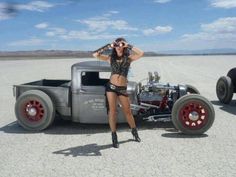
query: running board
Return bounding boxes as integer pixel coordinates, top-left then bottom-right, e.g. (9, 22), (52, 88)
(130, 102), (160, 111)
(140, 102), (160, 109)
(144, 114), (172, 122)
(130, 104), (148, 110)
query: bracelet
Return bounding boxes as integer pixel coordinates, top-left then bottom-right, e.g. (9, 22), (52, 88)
(127, 44), (133, 50)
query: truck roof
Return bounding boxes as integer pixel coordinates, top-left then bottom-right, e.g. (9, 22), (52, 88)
(71, 60), (111, 71)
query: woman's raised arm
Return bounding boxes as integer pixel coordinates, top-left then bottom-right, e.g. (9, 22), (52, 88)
(92, 44), (111, 61)
(126, 44), (144, 61)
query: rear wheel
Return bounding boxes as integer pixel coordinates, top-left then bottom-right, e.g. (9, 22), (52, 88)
(172, 94), (215, 135)
(15, 90), (55, 131)
(216, 76), (234, 104)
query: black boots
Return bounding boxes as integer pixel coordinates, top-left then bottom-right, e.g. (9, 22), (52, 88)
(131, 128), (141, 142)
(111, 128), (141, 148)
(111, 132), (119, 148)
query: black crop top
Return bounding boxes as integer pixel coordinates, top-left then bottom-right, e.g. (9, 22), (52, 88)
(110, 55), (131, 78)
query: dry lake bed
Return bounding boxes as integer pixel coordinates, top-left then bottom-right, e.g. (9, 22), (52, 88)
(0, 55), (236, 177)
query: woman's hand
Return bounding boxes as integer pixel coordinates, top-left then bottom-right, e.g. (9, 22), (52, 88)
(121, 41), (133, 50)
(120, 41), (127, 48)
(92, 52), (100, 58)
(110, 41), (120, 48)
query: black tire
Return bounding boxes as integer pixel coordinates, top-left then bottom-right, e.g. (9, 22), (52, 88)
(186, 84), (200, 94)
(227, 68), (236, 92)
(216, 76), (234, 104)
(15, 90), (55, 131)
(172, 94), (215, 135)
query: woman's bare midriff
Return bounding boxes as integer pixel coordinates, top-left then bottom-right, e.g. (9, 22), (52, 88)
(110, 74), (128, 86)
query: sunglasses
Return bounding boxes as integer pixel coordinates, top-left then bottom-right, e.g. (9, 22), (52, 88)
(112, 42), (125, 48)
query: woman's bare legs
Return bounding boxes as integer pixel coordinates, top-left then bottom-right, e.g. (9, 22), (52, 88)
(118, 95), (141, 142)
(106, 92), (140, 146)
(118, 95), (136, 128)
(106, 91), (119, 147)
(106, 92), (118, 131)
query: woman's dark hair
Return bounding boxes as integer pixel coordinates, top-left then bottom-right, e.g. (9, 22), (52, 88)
(111, 37), (129, 60)
(115, 37), (126, 43)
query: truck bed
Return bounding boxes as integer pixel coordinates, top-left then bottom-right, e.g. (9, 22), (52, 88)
(19, 79), (71, 87)
(13, 79), (71, 115)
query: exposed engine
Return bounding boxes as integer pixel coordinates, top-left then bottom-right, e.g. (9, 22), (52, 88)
(136, 72), (183, 120)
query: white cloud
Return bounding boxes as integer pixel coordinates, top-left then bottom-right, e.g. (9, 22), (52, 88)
(35, 11), (136, 41)
(78, 18), (138, 32)
(76, 11), (137, 32)
(109, 10), (119, 14)
(0, 12), (11, 20)
(211, 0), (236, 9)
(60, 30), (127, 40)
(39, 24), (125, 40)
(154, 0), (171, 3)
(141, 17), (236, 51)
(45, 27), (67, 37)
(16, 1), (55, 12)
(103, 10), (119, 17)
(179, 17), (236, 49)
(35, 22), (48, 29)
(143, 26), (173, 36)
(201, 17), (236, 33)
(182, 17), (236, 41)
(8, 38), (45, 46)
(45, 31), (55, 37)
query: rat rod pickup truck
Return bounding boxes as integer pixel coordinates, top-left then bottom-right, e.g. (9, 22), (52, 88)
(13, 61), (215, 134)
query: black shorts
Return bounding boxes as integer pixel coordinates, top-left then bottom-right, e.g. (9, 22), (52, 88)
(105, 82), (128, 97)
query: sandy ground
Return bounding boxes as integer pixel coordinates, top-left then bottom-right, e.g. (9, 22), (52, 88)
(0, 55), (236, 177)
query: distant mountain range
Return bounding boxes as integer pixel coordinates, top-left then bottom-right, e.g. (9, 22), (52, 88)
(158, 48), (236, 55)
(0, 48), (236, 58)
(0, 50), (92, 58)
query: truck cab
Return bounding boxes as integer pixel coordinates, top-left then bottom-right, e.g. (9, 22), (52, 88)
(71, 61), (138, 123)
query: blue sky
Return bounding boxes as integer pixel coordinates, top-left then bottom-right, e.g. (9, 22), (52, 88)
(0, 0), (236, 51)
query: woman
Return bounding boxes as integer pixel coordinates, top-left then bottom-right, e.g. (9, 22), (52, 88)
(93, 38), (144, 148)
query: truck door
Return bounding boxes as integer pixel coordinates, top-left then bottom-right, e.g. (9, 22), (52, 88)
(76, 72), (109, 123)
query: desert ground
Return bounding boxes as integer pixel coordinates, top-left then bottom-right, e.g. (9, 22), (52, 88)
(0, 55), (236, 177)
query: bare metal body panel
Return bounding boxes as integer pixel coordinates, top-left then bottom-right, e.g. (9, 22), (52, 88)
(13, 61), (138, 123)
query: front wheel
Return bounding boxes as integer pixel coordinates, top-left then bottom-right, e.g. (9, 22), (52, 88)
(15, 90), (55, 131)
(172, 94), (215, 135)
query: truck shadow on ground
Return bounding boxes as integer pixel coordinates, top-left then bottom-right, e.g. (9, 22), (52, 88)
(0, 117), (175, 135)
(161, 131), (208, 138)
(211, 100), (236, 115)
(1, 118), (209, 157)
(52, 132), (207, 157)
(1, 117), (209, 139)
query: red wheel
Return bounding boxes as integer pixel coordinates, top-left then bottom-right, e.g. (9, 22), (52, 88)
(15, 90), (55, 131)
(172, 94), (215, 134)
(179, 101), (208, 130)
(23, 100), (45, 122)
